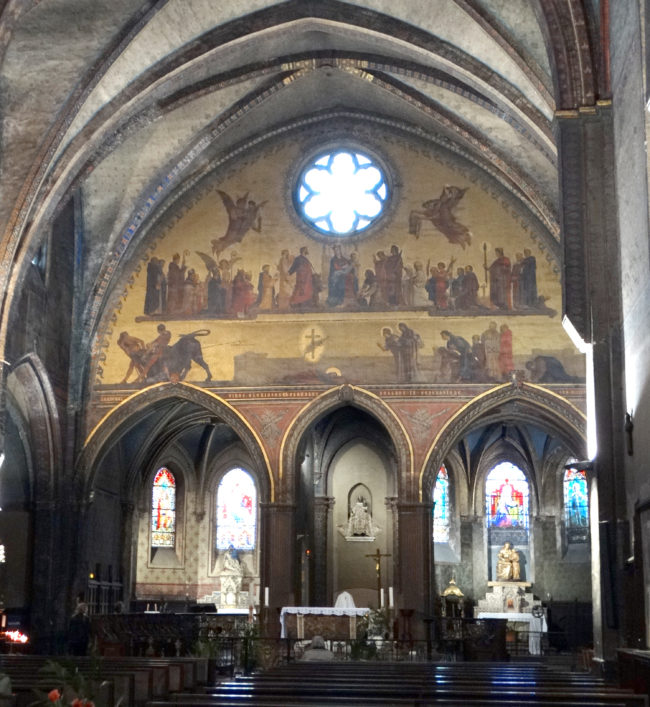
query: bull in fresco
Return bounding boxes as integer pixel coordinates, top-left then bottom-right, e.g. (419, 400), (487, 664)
(118, 326), (212, 384)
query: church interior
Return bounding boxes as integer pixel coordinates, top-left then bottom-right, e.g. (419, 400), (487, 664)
(0, 0), (649, 686)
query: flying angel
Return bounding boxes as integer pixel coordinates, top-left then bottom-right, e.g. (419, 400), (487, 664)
(408, 185), (472, 249)
(211, 190), (267, 254)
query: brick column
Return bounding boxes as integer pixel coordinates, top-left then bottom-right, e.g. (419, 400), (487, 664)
(396, 501), (433, 640)
(556, 103), (627, 664)
(260, 503), (294, 636)
(312, 496), (335, 606)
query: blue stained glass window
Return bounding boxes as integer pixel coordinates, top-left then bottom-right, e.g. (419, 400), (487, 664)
(433, 465), (450, 542)
(564, 466), (589, 530)
(216, 468), (257, 550)
(485, 461), (529, 529)
(151, 467), (176, 547)
(296, 150), (388, 235)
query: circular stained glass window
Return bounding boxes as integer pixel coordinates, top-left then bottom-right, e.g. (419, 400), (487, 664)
(295, 149), (389, 236)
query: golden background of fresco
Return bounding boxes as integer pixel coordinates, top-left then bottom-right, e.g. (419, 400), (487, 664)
(102, 135), (580, 386)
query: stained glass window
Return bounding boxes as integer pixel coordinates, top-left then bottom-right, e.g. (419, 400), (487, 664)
(151, 467), (176, 547)
(433, 465), (450, 542)
(564, 464), (589, 542)
(296, 150), (388, 236)
(485, 461), (529, 529)
(216, 468), (257, 550)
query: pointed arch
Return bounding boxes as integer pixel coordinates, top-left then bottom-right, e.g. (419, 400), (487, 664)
(4, 353), (65, 637)
(6, 354), (62, 504)
(279, 384), (413, 502)
(420, 382), (586, 501)
(78, 381), (272, 500)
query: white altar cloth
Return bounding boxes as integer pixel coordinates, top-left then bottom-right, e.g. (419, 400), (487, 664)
(280, 606), (370, 638)
(477, 611), (547, 655)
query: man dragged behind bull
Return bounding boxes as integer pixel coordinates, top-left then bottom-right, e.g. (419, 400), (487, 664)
(118, 324), (212, 384)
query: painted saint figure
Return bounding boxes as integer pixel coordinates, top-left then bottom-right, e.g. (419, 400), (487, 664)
(288, 247), (315, 310)
(520, 249), (538, 307)
(481, 321), (501, 380)
(397, 322), (423, 382)
(166, 252), (188, 315)
(326, 245), (351, 307)
(256, 264), (275, 312)
(440, 330), (474, 381)
(277, 249), (295, 311)
(486, 247), (511, 310)
(384, 245), (404, 306)
(144, 257), (166, 315)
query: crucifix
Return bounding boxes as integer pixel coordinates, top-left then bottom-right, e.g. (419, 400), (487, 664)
(366, 548), (391, 608)
(304, 328), (324, 360)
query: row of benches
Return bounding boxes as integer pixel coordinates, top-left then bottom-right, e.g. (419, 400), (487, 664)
(0, 654), (209, 706)
(142, 660), (649, 707)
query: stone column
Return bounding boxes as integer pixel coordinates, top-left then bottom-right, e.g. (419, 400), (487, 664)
(260, 502), (294, 636)
(120, 501), (135, 604)
(556, 102), (628, 664)
(312, 496), (334, 607)
(396, 501), (433, 640)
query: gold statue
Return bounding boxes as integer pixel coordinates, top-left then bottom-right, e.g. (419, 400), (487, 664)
(496, 541), (520, 581)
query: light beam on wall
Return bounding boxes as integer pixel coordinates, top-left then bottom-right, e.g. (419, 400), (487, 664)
(562, 316), (597, 460)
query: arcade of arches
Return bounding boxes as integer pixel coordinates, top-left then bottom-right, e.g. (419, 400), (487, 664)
(0, 0), (649, 669)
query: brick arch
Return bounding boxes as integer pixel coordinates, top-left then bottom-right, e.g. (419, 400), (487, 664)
(420, 382), (587, 501)
(279, 384), (414, 503)
(77, 382), (272, 501)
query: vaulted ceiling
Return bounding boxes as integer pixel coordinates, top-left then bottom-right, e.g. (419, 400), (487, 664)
(0, 0), (605, 355)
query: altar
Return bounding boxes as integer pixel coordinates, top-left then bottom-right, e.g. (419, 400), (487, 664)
(280, 606), (370, 640)
(477, 611), (547, 655)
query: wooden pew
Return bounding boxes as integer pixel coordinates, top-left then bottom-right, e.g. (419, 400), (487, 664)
(0, 655), (206, 705)
(141, 660), (648, 707)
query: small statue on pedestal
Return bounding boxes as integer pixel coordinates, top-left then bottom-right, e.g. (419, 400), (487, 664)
(496, 541), (520, 581)
(220, 546), (244, 607)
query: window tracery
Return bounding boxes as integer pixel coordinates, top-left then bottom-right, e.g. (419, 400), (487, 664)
(564, 462), (589, 543)
(485, 461), (529, 530)
(295, 149), (388, 236)
(433, 465), (450, 542)
(216, 468), (257, 551)
(151, 467), (176, 548)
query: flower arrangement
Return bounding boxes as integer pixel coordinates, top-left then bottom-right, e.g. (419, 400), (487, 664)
(45, 690), (94, 707)
(29, 660), (115, 707)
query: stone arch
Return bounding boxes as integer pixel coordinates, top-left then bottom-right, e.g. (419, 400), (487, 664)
(4, 353), (65, 645)
(420, 382), (586, 502)
(280, 384), (413, 503)
(6, 354), (62, 502)
(533, 0), (600, 109)
(77, 382), (272, 501)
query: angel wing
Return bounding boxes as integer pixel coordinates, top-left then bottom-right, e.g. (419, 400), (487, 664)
(195, 251), (218, 271)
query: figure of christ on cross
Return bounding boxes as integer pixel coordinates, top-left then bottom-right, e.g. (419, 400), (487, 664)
(365, 548), (391, 608)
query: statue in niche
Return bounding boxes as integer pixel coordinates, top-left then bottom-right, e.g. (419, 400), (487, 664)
(220, 546), (244, 606)
(346, 497), (374, 537)
(496, 541), (521, 581)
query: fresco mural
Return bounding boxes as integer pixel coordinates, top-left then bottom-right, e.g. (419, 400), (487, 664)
(98, 134), (585, 389)
(136, 210), (551, 320)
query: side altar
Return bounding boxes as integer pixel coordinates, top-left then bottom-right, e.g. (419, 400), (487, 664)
(280, 607), (370, 640)
(476, 582), (547, 655)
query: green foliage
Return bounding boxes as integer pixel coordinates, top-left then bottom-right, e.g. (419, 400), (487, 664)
(28, 659), (118, 707)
